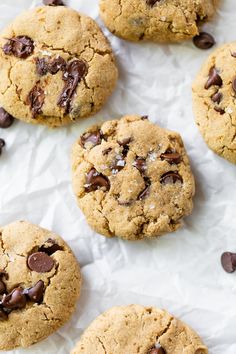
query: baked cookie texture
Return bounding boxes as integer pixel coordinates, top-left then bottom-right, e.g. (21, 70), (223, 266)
(0, 221), (81, 350)
(0, 6), (118, 127)
(192, 42), (236, 164)
(71, 115), (195, 241)
(99, 0), (217, 43)
(71, 304), (208, 354)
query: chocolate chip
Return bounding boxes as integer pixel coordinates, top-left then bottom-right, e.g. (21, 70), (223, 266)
(58, 59), (87, 113)
(160, 171), (183, 184)
(149, 347), (166, 354)
(81, 131), (101, 148)
(85, 168), (110, 192)
(214, 106), (225, 114)
(141, 115), (149, 120)
(1, 288), (26, 309)
(232, 77), (236, 93)
(160, 150), (182, 164)
(43, 0), (64, 5)
(3, 36), (34, 59)
(27, 252), (54, 273)
(25, 280), (44, 303)
(134, 157), (146, 172)
(36, 58), (48, 76)
(48, 56), (66, 74)
(205, 67), (223, 90)
(139, 186), (150, 200)
(146, 0), (160, 6)
(0, 138), (5, 156)
(0, 280), (6, 295)
(27, 84), (45, 117)
(193, 32), (215, 50)
(211, 91), (223, 104)
(118, 137), (132, 146)
(221, 252), (236, 273)
(102, 147), (112, 155)
(231, 52), (236, 58)
(111, 157), (126, 173)
(0, 309), (7, 320)
(0, 108), (14, 128)
(39, 239), (62, 256)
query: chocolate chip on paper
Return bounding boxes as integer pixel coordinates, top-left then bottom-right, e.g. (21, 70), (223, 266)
(0, 108), (14, 128)
(193, 32), (215, 50)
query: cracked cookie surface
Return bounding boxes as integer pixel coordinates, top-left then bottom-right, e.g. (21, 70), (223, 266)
(192, 42), (236, 164)
(0, 6), (118, 127)
(99, 0), (217, 42)
(0, 220), (81, 350)
(71, 115), (195, 241)
(71, 304), (208, 354)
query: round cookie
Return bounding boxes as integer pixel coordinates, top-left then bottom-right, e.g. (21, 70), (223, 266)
(71, 304), (208, 354)
(0, 6), (118, 127)
(71, 115), (195, 241)
(192, 42), (236, 164)
(0, 220), (81, 350)
(99, 0), (217, 43)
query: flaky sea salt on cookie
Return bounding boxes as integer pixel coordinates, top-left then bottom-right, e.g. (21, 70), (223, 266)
(71, 115), (195, 241)
(71, 305), (208, 354)
(0, 221), (81, 350)
(0, 6), (118, 127)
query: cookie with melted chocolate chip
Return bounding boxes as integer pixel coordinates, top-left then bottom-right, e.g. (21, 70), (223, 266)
(192, 42), (236, 164)
(99, 0), (217, 42)
(71, 305), (208, 354)
(0, 6), (117, 127)
(0, 221), (81, 350)
(71, 115), (195, 241)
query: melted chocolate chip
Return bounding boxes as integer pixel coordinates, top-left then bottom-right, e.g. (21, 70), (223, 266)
(1, 288), (27, 309)
(58, 59), (87, 113)
(85, 168), (110, 192)
(211, 91), (223, 104)
(27, 252), (54, 273)
(141, 115), (149, 120)
(214, 106), (225, 115)
(25, 280), (44, 303)
(139, 186), (150, 200)
(221, 252), (236, 273)
(112, 157), (126, 173)
(232, 77), (236, 93)
(0, 280), (6, 295)
(0, 138), (5, 156)
(231, 52), (236, 58)
(149, 347), (166, 354)
(134, 157), (146, 172)
(0, 108), (14, 128)
(146, 0), (160, 6)
(43, 0), (64, 5)
(3, 36), (34, 59)
(36, 56), (66, 76)
(39, 239), (63, 256)
(205, 67), (223, 90)
(36, 58), (48, 76)
(193, 32), (215, 50)
(27, 84), (45, 117)
(102, 147), (112, 155)
(160, 150), (182, 164)
(81, 131), (101, 148)
(160, 171), (183, 184)
(0, 309), (7, 320)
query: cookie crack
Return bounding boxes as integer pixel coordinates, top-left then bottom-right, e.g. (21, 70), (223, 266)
(96, 336), (107, 354)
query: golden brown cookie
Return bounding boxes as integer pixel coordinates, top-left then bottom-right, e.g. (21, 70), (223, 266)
(99, 0), (217, 42)
(71, 305), (208, 354)
(0, 6), (118, 127)
(71, 115), (195, 241)
(0, 220), (81, 350)
(192, 42), (236, 164)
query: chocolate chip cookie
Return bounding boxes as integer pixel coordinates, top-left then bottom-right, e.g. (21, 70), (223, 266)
(99, 0), (217, 42)
(71, 115), (195, 240)
(71, 305), (208, 354)
(0, 6), (118, 127)
(192, 42), (236, 164)
(0, 221), (81, 350)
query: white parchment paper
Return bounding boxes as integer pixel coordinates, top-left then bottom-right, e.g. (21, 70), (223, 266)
(0, 0), (236, 353)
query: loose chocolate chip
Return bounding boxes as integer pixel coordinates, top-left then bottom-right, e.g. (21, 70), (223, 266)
(27, 252), (54, 273)
(205, 67), (223, 90)
(25, 280), (44, 303)
(232, 77), (236, 93)
(0, 108), (14, 128)
(43, 0), (64, 5)
(160, 150), (182, 164)
(3, 36), (34, 59)
(160, 171), (183, 184)
(211, 91), (223, 104)
(39, 239), (62, 256)
(58, 59), (87, 113)
(193, 32), (215, 50)
(149, 347), (166, 354)
(134, 157), (146, 172)
(27, 84), (45, 117)
(81, 131), (101, 148)
(221, 252), (236, 273)
(214, 106), (225, 115)
(146, 0), (160, 6)
(0, 280), (6, 295)
(85, 168), (110, 192)
(1, 287), (27, 309)
(0, 138), (5, 156)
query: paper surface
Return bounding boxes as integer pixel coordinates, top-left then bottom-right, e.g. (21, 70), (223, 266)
(0, 0), (236, 353)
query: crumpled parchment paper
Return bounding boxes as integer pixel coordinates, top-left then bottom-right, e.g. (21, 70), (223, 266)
(0, 0), (236, 353)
